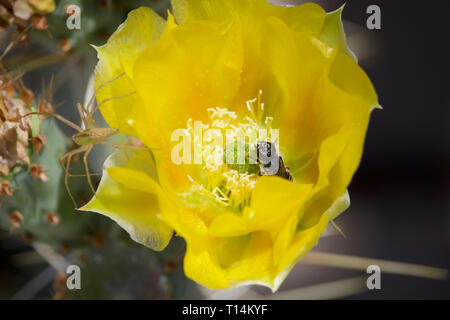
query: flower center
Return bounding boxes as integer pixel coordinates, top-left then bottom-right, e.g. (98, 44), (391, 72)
(181, 91), (279, 211)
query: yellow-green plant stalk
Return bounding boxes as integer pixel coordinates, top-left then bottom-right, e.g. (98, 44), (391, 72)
(81, 0), (380, 291)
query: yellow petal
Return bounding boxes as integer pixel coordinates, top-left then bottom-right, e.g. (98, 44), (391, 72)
(208, 213), (249, 237)
(274, 214), (329, 289)
(318, 5), (357, 60)
(79, 148), (173, 251)
(94, 7), (165, 148)
(247, 176), (312, 231)
(209, 177), (312, 237)
(132, 15), (244, 146)
(272, 194), (336, 269)
(328, 52), (378, 106)
(184, 236), (230, 289)
(170, 1), (327, 120)
(107, 167), (161, 195)
(326, 190), (350, 221)
(195, 216), (328, 291)
(183, 231), (277, 290)
(246, 17), (328, 160)
(254, 15), (377, 230)
(272, 208), (300, 264)
(298, 52), (377, 229)
(296, 127), (353, 229)
(171, 0), (325, 36)
(209, 212), (248, 237)
(255, 14), (377, 165)
(226, 231), (276, 288)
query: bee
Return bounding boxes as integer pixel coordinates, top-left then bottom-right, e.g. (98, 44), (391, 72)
(256, 141), (293, 181)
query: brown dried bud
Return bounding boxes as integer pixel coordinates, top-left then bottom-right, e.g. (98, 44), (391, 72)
(0, 157), (9, 176)
(17, 81), (34, 106)
(3, 97), (26, 121)
(45, 211), (60, 225)
(32, 134), (46, 152)
(0, 121), (31, 174)
(10, 209), (23, 228)
(37, 99), (53, 114)
(0, 81), (16, 98)
(29, 164), (49, 182)
(59, 38), (72, 53)
(0, 180), (13, 196)
(31, 15), (47, 30)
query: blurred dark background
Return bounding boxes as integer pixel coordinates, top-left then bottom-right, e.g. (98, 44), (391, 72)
(0, 0), (449, 299)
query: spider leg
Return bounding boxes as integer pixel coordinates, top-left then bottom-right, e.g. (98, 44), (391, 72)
(24, 112), (83, 132)
(59, 146), (88, 208)
(83, 145), (95, 195)
(90, 91), (136, 116)
(95, 140), (146, 149)
(78, 100), (98, 130)
(76, 102), (87, 127)
(84, 72), (126, 113)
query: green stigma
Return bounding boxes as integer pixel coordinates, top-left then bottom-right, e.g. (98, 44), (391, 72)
(223, 141), (259, 174)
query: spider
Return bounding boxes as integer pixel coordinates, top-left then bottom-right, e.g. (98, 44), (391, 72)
(24, 72), (141, 207)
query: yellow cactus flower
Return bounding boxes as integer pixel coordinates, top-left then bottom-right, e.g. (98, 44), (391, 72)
(80, 0), (379, 291)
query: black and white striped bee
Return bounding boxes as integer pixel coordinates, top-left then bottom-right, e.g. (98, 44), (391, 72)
(256, 141), (293, 181)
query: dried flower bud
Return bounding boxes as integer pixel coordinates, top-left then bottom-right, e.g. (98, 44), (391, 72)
(45, 211), (60, 225)
(1, 81), (16, 98)
(29, 164), (49, 182)
(10, 209), (23, 228)
(59, 38), (72, 53)
(37, 100), (53, 114)
(32, 134), (46, 152)
(0, 180), (13, 196)
(0, 122), (30, 175)
(18, 81), (34, 106)
(3, 97), (26, 121)
(0, 157), (8, 176)
(31, 15), (47, 30)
